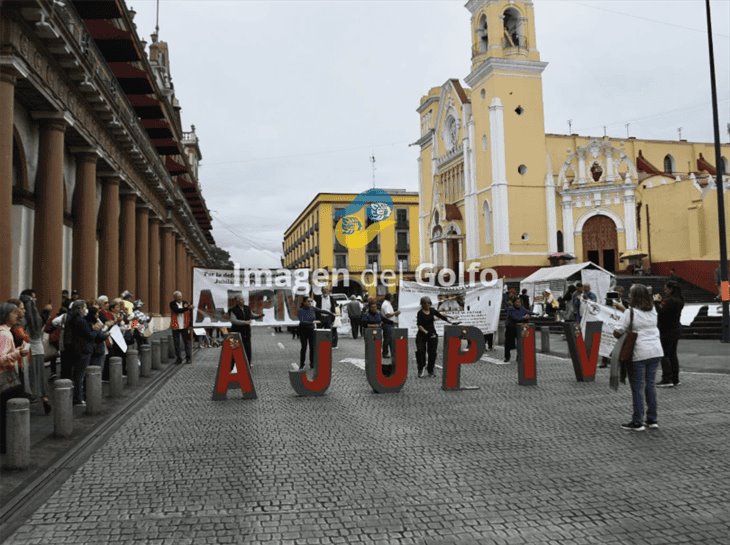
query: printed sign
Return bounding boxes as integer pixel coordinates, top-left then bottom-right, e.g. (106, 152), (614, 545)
(580, 302), (625, 358)
(398, 280), (502, 338)
(193, 268), (310, 328)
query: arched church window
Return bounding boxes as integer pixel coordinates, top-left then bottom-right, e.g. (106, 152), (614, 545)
(663, 154), (675, 174)
(502, 8), (522, 48)
(590, 162), (603, 182)
(477, 14), (488, 53)
(445, 116), (458, 151)
(557, 231), (564, 253)
(483, 201), (492, 244)
(12, 130), (29, 193)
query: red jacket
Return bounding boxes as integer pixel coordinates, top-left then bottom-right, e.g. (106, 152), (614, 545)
(170, 301), (192, 329)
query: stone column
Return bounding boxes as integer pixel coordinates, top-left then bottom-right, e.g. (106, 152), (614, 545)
(135, 204), (150, 305)
(98, 176), (120, 298)
(148, 216), (161, 314)
(32, 113), (67, 311)
(119, 192), (137, 295)
(185, 253), (194, 296)
(176, 239), (187, 298)
(160, 225), (176, 315)
(561, 199), (575, 255)
(0, 71), (17, 300)
(72, 151), (98, 300)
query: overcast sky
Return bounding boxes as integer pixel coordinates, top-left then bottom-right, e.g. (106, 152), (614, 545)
(129, 0), (730, 267)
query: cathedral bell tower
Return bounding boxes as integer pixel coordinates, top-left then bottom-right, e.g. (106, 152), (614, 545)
(464, 0), (552, 269)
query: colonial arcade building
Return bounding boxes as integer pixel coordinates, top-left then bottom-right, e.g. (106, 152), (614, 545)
(416, 0), (730, 293)
(1, 0), (216, 315)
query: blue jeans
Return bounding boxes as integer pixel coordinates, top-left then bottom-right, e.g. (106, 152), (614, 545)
(629, 357), (661, 425)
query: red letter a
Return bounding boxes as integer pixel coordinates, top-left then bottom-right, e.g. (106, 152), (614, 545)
(212, 333), (257, 400)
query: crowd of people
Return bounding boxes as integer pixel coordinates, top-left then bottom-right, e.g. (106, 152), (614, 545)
(0, 287), (158, 453)
(2, 274), (692, 452)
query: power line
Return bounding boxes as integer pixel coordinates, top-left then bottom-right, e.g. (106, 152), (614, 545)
(202, 141), (405, 167)
(575, 1), (730, 39)
(573, 98), (730, 134)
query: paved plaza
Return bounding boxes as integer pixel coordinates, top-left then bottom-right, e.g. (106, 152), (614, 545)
(4, 330), (730, 544)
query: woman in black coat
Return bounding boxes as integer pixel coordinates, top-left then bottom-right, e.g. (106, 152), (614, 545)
(655, 281), (684, 387)
(64, 300), (108, 405)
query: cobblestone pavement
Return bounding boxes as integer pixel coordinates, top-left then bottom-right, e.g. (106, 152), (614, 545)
(5, 330), (730, 544)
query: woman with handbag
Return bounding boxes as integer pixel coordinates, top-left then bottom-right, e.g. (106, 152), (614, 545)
(613, 284), (664, 432)
(1, 302), (32, 453)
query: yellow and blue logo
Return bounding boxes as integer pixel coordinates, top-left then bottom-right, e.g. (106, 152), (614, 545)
(334, 189), (395, 250)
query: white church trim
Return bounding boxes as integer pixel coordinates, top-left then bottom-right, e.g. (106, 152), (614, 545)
(489, 96), (510, 255)
(545, 153), (557, 253)
(574, 208), (625, 234)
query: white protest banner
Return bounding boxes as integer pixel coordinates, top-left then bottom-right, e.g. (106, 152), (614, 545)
(580, 269), (611, 304)
(398, 279), (503, 338)
(109, 325), (128, 353)
(580, 302), (624, 358)
(193, 268), (310, 328)
(681, 304), (705, 325)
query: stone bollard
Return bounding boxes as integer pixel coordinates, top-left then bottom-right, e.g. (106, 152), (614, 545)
(53, 379), (73, 438)
(86, 365), (102, 415)
(497, 322), (506, 346)
(126, 349), (139, 387)
(540, 327), (551, 354)
(4, 398), (30, 469)
(109, 357), (124, 397)
(160, 336), (170, 364)
(167, 334), (176, 360)
(151, 340), (162, 370)
(139, 345), (152, 377)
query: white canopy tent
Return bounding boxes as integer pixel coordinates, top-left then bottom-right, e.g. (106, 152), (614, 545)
(520, 262), (615, 305)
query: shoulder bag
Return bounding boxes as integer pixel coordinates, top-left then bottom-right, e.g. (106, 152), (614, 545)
(619, 308), (637, 365)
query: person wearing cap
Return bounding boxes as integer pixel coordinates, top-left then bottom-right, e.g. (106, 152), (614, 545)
(415, 296), (454, 378)
(131, 299), (151, 349)
(120, 291), (134, 316)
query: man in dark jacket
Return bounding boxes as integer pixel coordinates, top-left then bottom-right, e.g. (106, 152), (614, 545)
(228, 295), (261, 368)
(346, 296), (363, 339)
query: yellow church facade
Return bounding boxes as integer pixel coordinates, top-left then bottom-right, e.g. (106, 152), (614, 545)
(416, 0), (729, 292)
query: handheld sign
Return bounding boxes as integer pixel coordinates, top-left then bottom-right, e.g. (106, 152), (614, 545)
(442, 325), (485, 391)
(364, 328), (408, 393)
(212, 333), (257, 400)
(289, 329), (332, 396)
